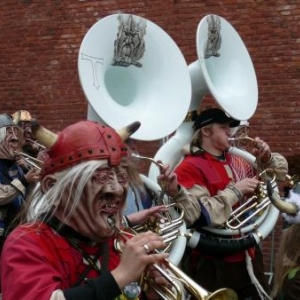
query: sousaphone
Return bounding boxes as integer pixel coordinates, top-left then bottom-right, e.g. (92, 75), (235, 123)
(78, 13), (191, 265)
(149, 14), (280, 255)
(148, 14), (258, 181)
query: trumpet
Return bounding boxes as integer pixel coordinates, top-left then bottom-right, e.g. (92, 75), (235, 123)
(108, 217), (238, 300)
(15, 151), (43, 171)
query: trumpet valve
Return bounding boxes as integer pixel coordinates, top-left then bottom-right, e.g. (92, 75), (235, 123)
(255, 184), (266, 199)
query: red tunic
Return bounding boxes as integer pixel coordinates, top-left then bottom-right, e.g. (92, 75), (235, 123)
(0, 222), (120, 300)
(175, 152), (235, 192)
(175, 152), (255, 262)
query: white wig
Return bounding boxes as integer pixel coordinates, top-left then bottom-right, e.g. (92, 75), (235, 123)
(27, 159), (108, 224)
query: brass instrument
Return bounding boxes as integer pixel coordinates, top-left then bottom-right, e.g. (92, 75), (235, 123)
(266, 179), (299, 215)
(108, 217), (238, 300)
(131, 152), (164, 168)
(132, 204), (184, 244)
(226, 169), (277, 230)
(25, 138), (47, 151)
(284, 174), (300, 190)
(228, 136), (257, 152)
(226, 135), (300, 230)
(15, 151), (43, 171)
(140, 174), (187, 266)
(226, 133), (299, 229)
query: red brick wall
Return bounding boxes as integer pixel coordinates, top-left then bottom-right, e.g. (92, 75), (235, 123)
(1, 0), (300, 282)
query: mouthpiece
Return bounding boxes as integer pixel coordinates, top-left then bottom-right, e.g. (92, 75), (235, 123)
(107, 217), (115, 228)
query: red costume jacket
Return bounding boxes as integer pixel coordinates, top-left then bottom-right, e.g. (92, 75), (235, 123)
(175, 151), (255, 262)
(0, 222), (120, 300)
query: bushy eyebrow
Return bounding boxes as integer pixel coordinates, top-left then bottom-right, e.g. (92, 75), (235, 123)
(95, 166), (128, 173)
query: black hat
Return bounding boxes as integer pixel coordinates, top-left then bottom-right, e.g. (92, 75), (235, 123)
(193, 108), (240, 130)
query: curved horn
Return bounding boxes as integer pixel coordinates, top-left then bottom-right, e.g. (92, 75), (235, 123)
(266, 180), (299, 215)
(116, 121), (141, 141)
(30, 121), (58, 149)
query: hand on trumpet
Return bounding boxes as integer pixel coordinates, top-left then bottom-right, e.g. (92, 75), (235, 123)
(250, 137), (272, 164)
(157, 161), (179, 198)
(234, 177), (260, 197)
(111, 231), (169, 293)
(16, 156), (30, 171)
(127, 205), (168, 226)
(143, 265), (172, 300)
(24, 167), (40, 183)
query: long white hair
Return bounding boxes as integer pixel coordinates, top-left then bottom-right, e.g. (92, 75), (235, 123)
(27, 160), (108, 223)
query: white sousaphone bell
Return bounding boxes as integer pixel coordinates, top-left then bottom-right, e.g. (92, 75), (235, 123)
(78, 13), (191, 141)
(77, 13), (191, 265)
(149, 14), (280, 255)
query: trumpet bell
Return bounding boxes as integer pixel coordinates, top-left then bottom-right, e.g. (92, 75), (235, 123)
(78, 13), (191, 141)
(208, 289), (238, 300)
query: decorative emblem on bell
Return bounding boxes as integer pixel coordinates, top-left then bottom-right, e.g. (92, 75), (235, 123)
(113, 14), (147, 67)
(205, 14), (222, 59)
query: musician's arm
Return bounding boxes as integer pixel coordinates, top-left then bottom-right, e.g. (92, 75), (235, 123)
(172, 184), (239, 227)
(51, 272), (121, 300)
(259, 152), (288, 182)
(0, 180), (26, 205)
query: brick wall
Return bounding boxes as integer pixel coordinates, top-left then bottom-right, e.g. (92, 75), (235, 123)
(1, 0), (300, 284)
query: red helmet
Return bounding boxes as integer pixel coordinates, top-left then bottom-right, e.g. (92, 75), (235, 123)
(41, 120), (133, 178)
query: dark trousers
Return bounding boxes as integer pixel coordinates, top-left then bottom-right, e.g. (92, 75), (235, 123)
(181, 246), (270, 300)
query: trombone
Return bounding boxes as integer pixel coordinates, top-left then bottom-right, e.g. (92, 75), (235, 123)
(108, 217), (238, 300)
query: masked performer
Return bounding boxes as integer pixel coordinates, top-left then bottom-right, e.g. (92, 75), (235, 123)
(0, 113), (40, 253)
(0, 119), (175, 300)
(12, 110), (41, 154)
